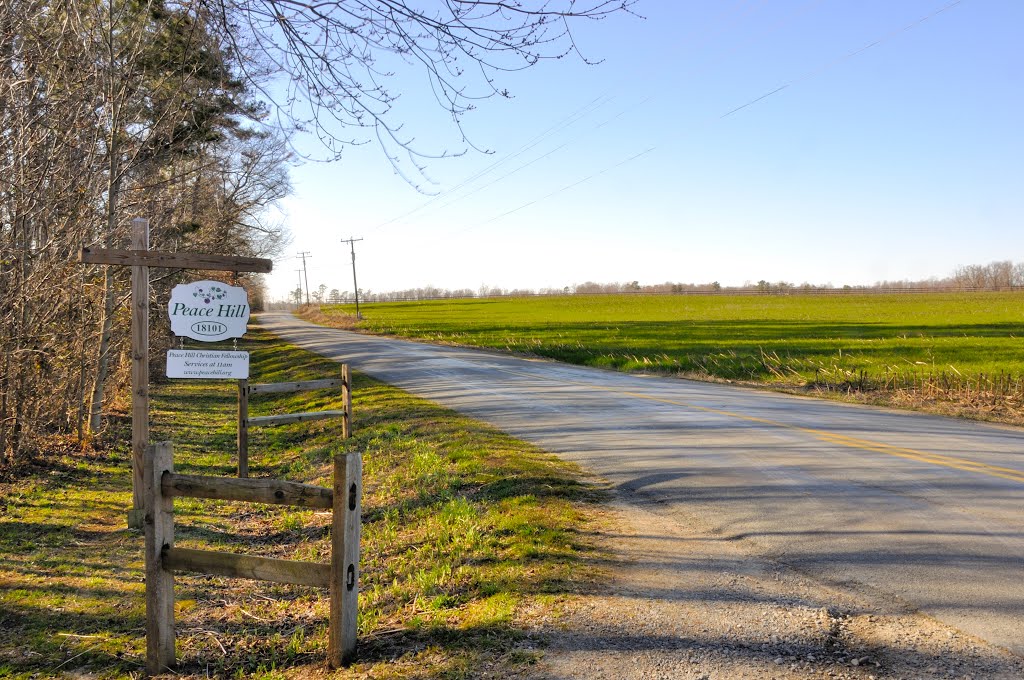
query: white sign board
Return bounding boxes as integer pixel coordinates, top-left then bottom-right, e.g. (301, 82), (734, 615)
(167, 350), (249, 379)
(168, 280), (249, 342)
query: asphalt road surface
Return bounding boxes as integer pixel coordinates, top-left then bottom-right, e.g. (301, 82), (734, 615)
(260, 312), (1024, 656)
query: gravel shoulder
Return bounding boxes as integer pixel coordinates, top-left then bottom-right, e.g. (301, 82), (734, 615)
(525, 492), (1024, 680)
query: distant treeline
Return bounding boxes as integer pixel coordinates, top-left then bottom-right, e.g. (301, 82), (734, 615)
(285, 260), (1024, 306)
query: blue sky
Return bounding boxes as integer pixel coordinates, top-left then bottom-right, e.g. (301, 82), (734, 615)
(266, 0), (1022, 301)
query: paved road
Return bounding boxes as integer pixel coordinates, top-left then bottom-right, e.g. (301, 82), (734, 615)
(260, 313), (1024, 655)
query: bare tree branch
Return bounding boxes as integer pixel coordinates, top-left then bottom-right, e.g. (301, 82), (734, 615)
(204, 0), (638, 185)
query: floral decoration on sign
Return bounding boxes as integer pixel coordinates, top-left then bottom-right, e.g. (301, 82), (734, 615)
(193, 284), (228, 305)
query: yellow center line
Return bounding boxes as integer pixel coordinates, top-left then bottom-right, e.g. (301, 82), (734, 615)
(501, 367), (1024, 485)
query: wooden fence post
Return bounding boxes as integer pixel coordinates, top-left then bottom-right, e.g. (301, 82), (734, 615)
(237, 379), (249, 478)
(329, 451), (362, 667)
(144, 441), (176, 675)
(129, 217), (150, 529)
(341, 365), (352, 440)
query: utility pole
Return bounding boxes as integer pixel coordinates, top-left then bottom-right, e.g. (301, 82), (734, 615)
(340, 237), (364, 319)
(296, 269), (304, 306)
(296, 251), (312, 304)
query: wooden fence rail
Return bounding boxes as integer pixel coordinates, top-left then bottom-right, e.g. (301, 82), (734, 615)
(162, 472), (334, 508)
(163, 547), (332, 588)
(247, 410), (348, 427)
(248, 378), (345, 395)
(237, 364), (352, 477)
(144, 441), (361, 675)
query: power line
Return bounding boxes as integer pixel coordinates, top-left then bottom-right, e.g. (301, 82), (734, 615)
(365, 0), (960, 267)
(371, 2), (833, 236)
(399, 96), (655, 224)
(412, 0), (968, 249)
(721, 0), (966, 118)
(414, 1), (825, 222)
(370, 94), (615, 233)
(415, 146), (657, 247)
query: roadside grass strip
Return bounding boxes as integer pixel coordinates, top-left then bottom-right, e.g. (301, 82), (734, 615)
(0, 328), (610, 678)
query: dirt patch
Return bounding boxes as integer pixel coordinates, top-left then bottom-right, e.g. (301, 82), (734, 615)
(295, 306), (360, 331)
(527, 499), (1024, 680)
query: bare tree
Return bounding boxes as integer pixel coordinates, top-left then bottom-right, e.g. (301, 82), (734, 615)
(206, 0), (638, 183)
(953, 262), (1021, 291)
(1, 1), (106, 460)
(987, 260), (1015, 290)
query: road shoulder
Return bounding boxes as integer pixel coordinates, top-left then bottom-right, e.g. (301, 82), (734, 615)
(529, 495), (1024, 680)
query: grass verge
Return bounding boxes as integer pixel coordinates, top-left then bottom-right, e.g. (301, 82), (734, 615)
(0, 327), (610, 678)
(303, 293), (1024, 425)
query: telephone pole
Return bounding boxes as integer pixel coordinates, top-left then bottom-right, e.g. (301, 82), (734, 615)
(296, 251), (311, 304)
(340, 237), (364, 319)
(295, 269), (304, 305)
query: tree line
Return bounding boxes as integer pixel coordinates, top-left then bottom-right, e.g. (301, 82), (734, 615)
(298, 260), (1024, 305)
(1, 2), (289, 469)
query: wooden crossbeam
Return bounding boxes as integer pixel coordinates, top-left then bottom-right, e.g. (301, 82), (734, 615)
(162, 472), (333, 509)
(163, 547), (330, 588)
(79, 247), (272, 273)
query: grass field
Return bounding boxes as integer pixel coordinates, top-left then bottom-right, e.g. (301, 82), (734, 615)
(0, 328), (609, 678)
(313, 292), (1024, 419)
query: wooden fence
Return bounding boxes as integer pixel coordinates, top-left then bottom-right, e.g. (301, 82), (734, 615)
(144, 441), (361, 674)
(237, 364), (352, 477)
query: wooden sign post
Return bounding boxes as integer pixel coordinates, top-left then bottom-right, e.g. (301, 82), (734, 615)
(79, 218), (272, 527)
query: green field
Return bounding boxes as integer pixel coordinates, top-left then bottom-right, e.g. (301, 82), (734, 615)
(318, 292), (1024, 390)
